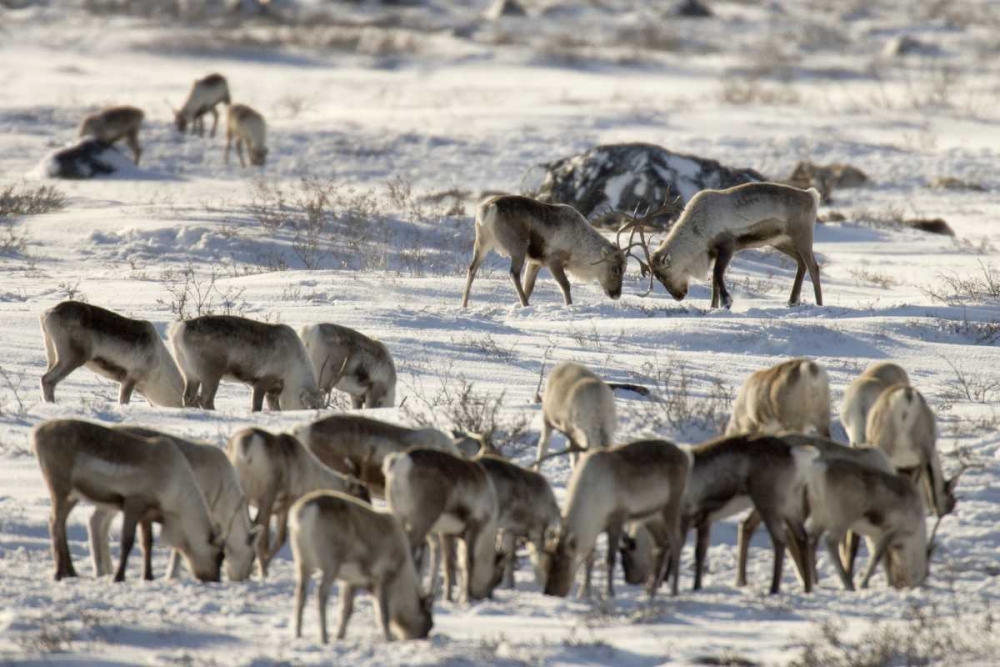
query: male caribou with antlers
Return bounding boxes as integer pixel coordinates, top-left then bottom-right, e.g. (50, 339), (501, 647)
(461, 195), (656, 308)
(638, 183), (824, 309)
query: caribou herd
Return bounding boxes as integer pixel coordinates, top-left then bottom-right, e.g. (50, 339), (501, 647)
(31, 73), (965, 647)
(77, 73), (266, 169)
(32, 294), (960, 643)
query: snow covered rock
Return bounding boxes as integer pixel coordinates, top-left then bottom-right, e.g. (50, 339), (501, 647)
(528, 142), (763, 227)
(35, 139), (137, 179)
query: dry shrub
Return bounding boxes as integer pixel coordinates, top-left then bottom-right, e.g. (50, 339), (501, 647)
(248, 177), (389, 271)
(848, 267), (899, 289)
(0, 182), (66, 217)
(0, 365), (29, 417)
(853, 205), (906, 229)
(156, 263), (250, 320)
(614, 24), (682, 53)
(402, 364), (529, 453)
(0, 182), (65, 258)
(788, 603), (998, 667)
(922, 262), (1000, 305)
(926, 314), (1000, 345)
(245, 175), (469, 275)
(719, 78), (801, 106)
(626, 359), (733, 439)
(939, 356), (1000, 404)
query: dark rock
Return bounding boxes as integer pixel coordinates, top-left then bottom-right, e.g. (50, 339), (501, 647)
(883, 35), (939, 57)
(928, 176), (986, 192)
(787, 161), (869, 203)
(485, 0), (527, 19)
(526, 142), (764, 228)
(903, 218), (954, 236)
(675, 0), (712, 18)
(39, 138), (134, 179)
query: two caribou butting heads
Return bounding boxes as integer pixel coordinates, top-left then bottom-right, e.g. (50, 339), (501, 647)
(464, 183), (824, 310)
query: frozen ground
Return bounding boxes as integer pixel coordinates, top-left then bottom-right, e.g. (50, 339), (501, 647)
(1, 1), (1000, 665)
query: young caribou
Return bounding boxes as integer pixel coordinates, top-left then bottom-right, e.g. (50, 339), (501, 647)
(172, 73), (231, 137)
(40, 301), (184, 407)
(798, 451), (929, 590)
(78, 105), (144, 164)
(33, 420), (224, 583)
(300, 323), (396, 409)
(647, 182), (823, 308)
(227, 428), (370, 577)
(544, 439), (690, 600)
(619, 433), (891, 593)
(474, 454), (561, 590)
(225, 103), (268, 167)
(680, 434), (813, 595)
(383, 448), (501, 602)
(290, 491), (433, 643)
(732, 432), (896, 588)
(170, 315), (324, 411)
(291, 415), (461, 498)
(461, 195), (650, 308)
(535, 361), (616, 470)
(88, 426), (258, 583)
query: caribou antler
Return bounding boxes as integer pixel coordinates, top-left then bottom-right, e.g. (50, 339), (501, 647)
(926, 452), (980, 559)
(613, 196), (684, 296)
(591, 195), (683, 293)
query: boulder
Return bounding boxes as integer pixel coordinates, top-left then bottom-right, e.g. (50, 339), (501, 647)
(883, 35), (939, 57)
(36, 139), (136, 179)
(903, 217), (954, 236)
(485, 0), (527, 19)
(787, 161), (868, 203)
(675, 0), (712, 18)
(527, 142), (764, 228)
(928, 176), (986, 192)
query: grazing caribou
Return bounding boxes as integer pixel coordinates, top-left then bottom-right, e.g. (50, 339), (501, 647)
(40, 301), (184, 407)
(290, 491), (433, 643)
(646, 182), (822, 308)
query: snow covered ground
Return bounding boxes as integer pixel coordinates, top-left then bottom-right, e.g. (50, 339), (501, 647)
(1, 1), (999, 665)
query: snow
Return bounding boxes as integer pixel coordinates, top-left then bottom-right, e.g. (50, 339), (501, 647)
(1, 1), (999, 665)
